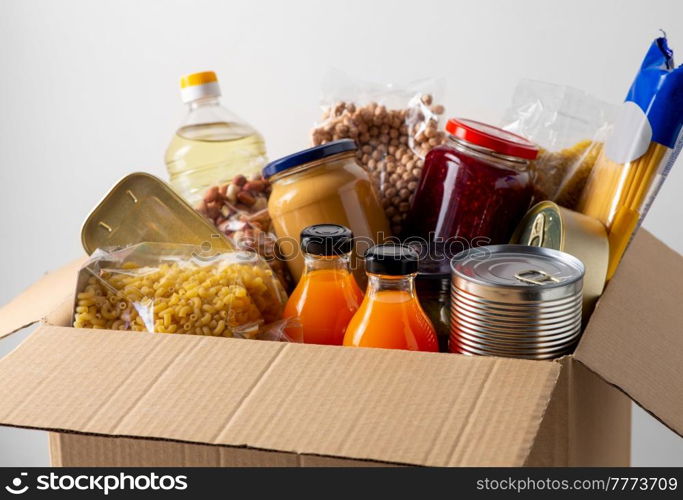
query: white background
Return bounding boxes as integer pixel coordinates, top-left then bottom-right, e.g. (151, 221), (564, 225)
(0, 0), (682, 465)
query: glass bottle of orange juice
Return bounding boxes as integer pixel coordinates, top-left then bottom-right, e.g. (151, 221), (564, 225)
(284, 224), (363, 345)
(343, 244), (438, 352)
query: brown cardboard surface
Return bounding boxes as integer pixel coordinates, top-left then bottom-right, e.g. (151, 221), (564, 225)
(0, 256), (86, 339)
(48, 433), (394, 467)
(567, 359), (631, 466)
(525, 358), (630, 467)
(0, 324), (560, 467)
(525, 358), (570, 466)
(576, 231), (683, 437)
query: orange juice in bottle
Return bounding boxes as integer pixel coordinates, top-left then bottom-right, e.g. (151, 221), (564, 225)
(343, 244), (438, 352)
(284, 224), (363, 345)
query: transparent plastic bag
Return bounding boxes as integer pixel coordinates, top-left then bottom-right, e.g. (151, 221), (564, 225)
(195, 175), (295, 292)
(73, 242), (299, 342)
(501, 80), (617, 209)
(311, 69), (447, 235)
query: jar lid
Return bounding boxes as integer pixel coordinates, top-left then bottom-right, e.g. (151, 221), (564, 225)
(445, 118), (539, 160)
(262, 139), (357, 178)
(301, 224), (353, 256)
(450, 244), (584, 302)
(365, 244), (419, 276)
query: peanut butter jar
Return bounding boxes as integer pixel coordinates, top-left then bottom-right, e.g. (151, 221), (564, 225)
(264, 140), (390, 285)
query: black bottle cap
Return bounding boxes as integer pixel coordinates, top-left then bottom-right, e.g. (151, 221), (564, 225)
(364, 244), (419, 276)
(300, 224), (353, 256)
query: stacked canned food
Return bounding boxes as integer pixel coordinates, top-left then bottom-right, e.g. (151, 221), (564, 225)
(449, 245), (584, 359)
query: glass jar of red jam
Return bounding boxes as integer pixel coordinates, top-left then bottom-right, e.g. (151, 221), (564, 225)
(402, 118), (538, 274)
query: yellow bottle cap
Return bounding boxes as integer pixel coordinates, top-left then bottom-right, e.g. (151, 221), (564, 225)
(179, 71), (221, 103)
(180, 71), (218, 89)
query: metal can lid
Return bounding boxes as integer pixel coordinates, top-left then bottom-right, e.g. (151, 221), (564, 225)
(510, 201), (609, 320)
(510, 201), (564, 250)
(451, 245), (584, 301)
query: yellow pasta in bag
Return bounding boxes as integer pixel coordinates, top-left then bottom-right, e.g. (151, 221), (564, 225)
(73, 242), (289, 339)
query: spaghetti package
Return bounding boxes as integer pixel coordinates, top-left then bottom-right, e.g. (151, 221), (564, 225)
(72, 242), (299, 341)
(578, 35), (683, 279)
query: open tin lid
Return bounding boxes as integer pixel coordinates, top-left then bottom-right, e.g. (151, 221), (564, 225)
(81, 172), (233, 255)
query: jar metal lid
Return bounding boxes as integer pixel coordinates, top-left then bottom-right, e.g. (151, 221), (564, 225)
(450, 245), (584, 302)
(445, 118), (539, 160)
(262, 139), (357, 178)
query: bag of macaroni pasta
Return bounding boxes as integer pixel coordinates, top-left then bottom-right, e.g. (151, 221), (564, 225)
(501, 80), (616, 209)
(73, 242), (299, 341)
(577, 35), (683, 280)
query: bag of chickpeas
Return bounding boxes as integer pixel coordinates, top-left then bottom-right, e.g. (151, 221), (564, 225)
(311, 70), (447, 235)
(73, 242), (299, 341)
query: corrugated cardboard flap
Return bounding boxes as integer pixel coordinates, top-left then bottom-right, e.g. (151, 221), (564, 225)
(0, 257), (86, 339)
(0, 325), (560, 466)
(576, 230), (683, 437)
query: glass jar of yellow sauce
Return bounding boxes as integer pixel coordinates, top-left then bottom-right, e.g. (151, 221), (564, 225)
(263, 140), (390, 284)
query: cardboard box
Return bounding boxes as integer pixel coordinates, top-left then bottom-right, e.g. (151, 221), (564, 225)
(0, 230), (679, 467)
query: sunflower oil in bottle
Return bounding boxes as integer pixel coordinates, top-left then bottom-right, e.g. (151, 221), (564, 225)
(165, 71), (268, 206)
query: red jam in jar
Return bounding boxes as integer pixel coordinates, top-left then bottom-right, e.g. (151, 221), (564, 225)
(402, 118), (538, 273)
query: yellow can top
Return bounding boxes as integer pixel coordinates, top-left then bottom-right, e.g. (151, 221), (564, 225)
(180, 71), (218, 89)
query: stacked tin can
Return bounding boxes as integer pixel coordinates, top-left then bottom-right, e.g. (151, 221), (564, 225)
(449, 245), (584, 359)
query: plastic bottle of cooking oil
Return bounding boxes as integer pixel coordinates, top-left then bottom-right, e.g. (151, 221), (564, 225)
(165, 71), (268, 206)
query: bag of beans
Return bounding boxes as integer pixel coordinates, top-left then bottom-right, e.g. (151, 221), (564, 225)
(195, 173), (294, 292)
(311, 70), (447, 235)
(501, 80), (616, 209)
